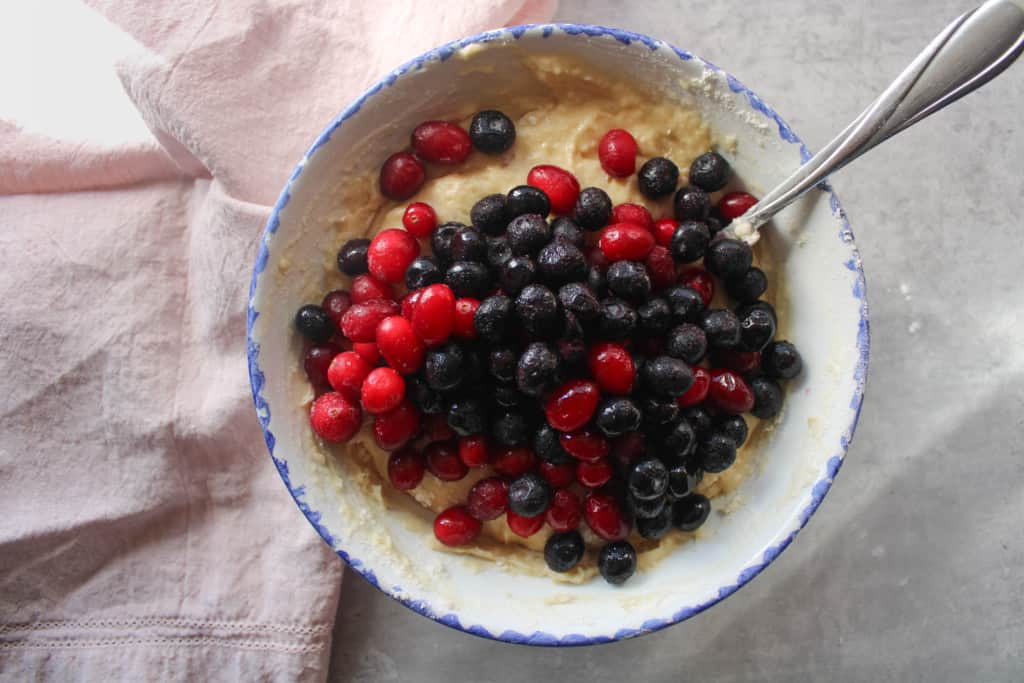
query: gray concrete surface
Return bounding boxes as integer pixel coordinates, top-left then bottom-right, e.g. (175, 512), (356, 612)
(329, 1), (1024, 680)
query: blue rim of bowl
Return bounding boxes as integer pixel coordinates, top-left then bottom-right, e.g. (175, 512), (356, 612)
(246, 23), (870, 647)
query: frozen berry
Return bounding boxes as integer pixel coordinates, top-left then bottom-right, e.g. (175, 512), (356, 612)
(576, 458), (614, 488)
(445, 261), (490, 298)
(470, 194), (509, 236)
(638, 506), (673, 539)
(588, 342), (634, 396)
(452, 298), (480, 340)
(664, 285), (705, 324)
(544, 529), (585, 571)
(424, 343), (465, 391)
(321, 290), (353, 328)
(387, 446), (425, 490)
(701, 309), (742, 349)
(560, 428), (609, 462)
(469, 110), (515, 154)
(629, 457), (669, 501)
(508, 472), (551, 518)
(351, 274), (394, 305)
(368, 229), (420, 283)
(528, 164), (581, 215)
(295, 304), (333, 343)
(304, 345), (339, 391)
(545, 489), (582, 532)
(507, 186), (550, 218)
(488, 346), (517, 383)
(544, 379), (600, 432)
(637, 298), (672, 336)
(739, 306), (776, 352)
(405, 256), (443, 290)
(750, 377), (784, 418)
(584, 492), (629, 541)
(667, 461), (701, 498)
(411, 120), (471, 164)
(407, 376), (442, 415)
(727, 267), (768, 304)
(645, 246), (677, 291)
(337, 238), (370, 276)
(673, 186), (711, 221)
(666, 324), (707, 364)
(672, 493), (711, 531)
(467, 477), (509, 521)
(682, 405), (714, 440)
(375, 316), (424, 374)
(327, 351), (372, 399)
(670, 220), (710, 263)
(535, 424), (572, 464)
(340, 300), (399, 342)
(373, 399), (420, 450)
(716, 414), (749, 448)
(642, 356), (694, 398)
(718, 191), (758, 220)
(473, 294), (512, 341)
(537, 240), (587, 286)
(540, 461), (576, 488)
(638, 157), (679, 198)
(401, 289), (422, 319)
(594, 397), (642, 437)
(598, 128), (638, 177)
(424, 441), (468, 481)
(707, 369), (754, 414)
(360, 366), (405, 414)
(630, 494), (667, 520)
(612, 203), (654, 230)
(499, 256), (536, 296)
(653, 217), (678, 247)
(660, 418), (697, 459)
(598, 540), (636, 584)
(458, 435), (490, 468)
(516, 342), (561, 397)
(379, 152), (425, 200)
(679, 268), (715, 308)
(492, 411), (530, 447)
(557, 283), (601, 322)
(506, 214), (550, 255)
(514, 284), (560, 339)
(640, 396), (678, 427)
(352, 341), (380, 365)
(411, 283), (455, 347)
(551, 217), (585, 246)
(450, 226), (487, 263)
(599, 223), (655, 261)
(597, 297), (638, 339)
(606, 261), (651, 301)
(434, 506), (481, 546)
(447, 396), (487, 436)
(705, 238), (753, 280)
(689, 151), (730, 191)
(431, 222), (462, 267)
(492, 446), (537, 477)
(402, 202), (436, 238)
(762, 341), (803, 379)
(573, 187), (613, 229)
(486, 235), (513, 273)
(310, 392), (361, 442)
(507, 509), (545, 538)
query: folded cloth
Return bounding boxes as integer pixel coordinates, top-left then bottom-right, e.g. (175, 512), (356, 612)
(0, 0), (555, 680)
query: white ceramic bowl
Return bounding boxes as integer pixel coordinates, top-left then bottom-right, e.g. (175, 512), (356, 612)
(247, 24), (869, 645)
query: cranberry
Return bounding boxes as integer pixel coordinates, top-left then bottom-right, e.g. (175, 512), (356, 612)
(467, 477), (509, 521)
(387, 446), (425, 490)
(434, 506), (481, 546)
(411, 121), (472, 165)
(598, 128), (638, 177)
(611, 431), (645, 467)
(351, 275), (394, 304)
(458, 435), (490, 467)
(559, 429), (610, 462)
(539, 461), (576, 488)
(309, 392), (362, 443)
(611, 203), (654, 230)
(713, 349), (762, 374)
(367, 229), (420, 284)
(422, 413), (455, 443)
(340, 299), (399, 342)
(544, 379), (600, 432)
(707, 369), (755, 413)
(402, 201), (437, 238)
(527, 164), (580, 215)
(576, 458), (614, 488)
(379, 152), (425, 201)
(303, 345), (339, 392)
(352, 342), (380, 365)
(677, 366), (711, 407)
(653, 218), (679, 247)
(492, 446), (536, 477)
(718, 191), (758, 220)
(360, 366), (405, 414)
(425, 441), (468, 481)
(452, 298), (480, 339)
(411, 283), (455, 347)
(546, 489), (582, 532)
(679, 267), (715, 307)
(584, 492), (630, 541)
(401, 291), (422, 320)
(506, 509), (545, 538)
(645, 245), (676, 291)
(326, 351), (371, 399)
(321, 290), (352, 327)
(375, 315), (425, 375)
(588, 342), (635, 395)
(372, 399), (421, 450)
(599, 223), (655, 261)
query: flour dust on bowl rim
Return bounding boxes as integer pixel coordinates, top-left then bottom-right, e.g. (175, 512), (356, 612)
(246, 24), (869, 646)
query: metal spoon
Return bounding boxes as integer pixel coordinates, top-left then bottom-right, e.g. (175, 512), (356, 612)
(727, 0), (1024, 245)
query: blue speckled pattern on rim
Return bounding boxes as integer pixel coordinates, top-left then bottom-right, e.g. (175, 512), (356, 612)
(246, 23), (869, 647)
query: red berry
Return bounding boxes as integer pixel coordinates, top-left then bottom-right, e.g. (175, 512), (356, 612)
(645, 245), (676, 291)
(527, 164), (580, 215)
(611, 203), (654, 230)
(707, 369), (755, 413)
(467, 477), (509, 521)
(310, 392), (362, 443)
(544, 379), (600, 432)
(598, 129), (638, 177)
(402, 201), (437, 238)
(352, 342), (380, 365)
(340, 300), (399, 342)
(539, 461), (576, 488)
(411, 283), (455, 347)
(360, 366), (405, 414)
(713, 349), (762, 374)
(379, 152), (425, 201)
(434, 506), (481, 546)
(387, 446), (425, 490)
(653, 218), (679, 247)
(559, 429), (609, 462)
(458, 435), (490, 467)
(599, 223), (655, 261)
(545, 489), (582, 532)
(367, 229), (420, 284)
(321, 290), (352, 327)
(677, 366), (711, 407)
(351, 274), (394, 304)
(506, 509), (545, 538)
(411, 121), (472, 165)
(401, 290), (422, 320)
(679, 267), (715, 307)
(375, 316), (425, 375)
(576, 458), (614, 488)
(422, 413), (455, 443)
(611, 432), (645, 467)
(583, 492), (630, 541)
(588, 342), (635, 395)
(303, 345), (339, 392)
(326, 351), (371, 399)
(719, 191), (758, 220)
(425, 441), (468, 481)
(372, 399), (421, 450)
(492, 446), (536, 477)
(452, 298), (480, 339)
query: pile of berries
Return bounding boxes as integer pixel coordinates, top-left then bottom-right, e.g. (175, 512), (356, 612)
(294, 112), (803, 586)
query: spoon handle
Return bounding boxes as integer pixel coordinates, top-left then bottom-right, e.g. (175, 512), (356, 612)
(730, 0), (1024, 243)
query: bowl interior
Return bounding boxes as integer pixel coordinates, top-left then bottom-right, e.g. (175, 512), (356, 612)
(247, 25), (868, 645)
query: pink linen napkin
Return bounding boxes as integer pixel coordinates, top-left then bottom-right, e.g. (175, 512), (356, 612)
(0, 0), (555, 679)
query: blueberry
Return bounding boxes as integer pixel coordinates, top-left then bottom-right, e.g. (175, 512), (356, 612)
(493, 411), (530, 447)
(445, 260), (491, 298)
(407, 376), (443, 415)
(470, 194), (510, 236)
(507, 186), (550, 218)
(629, 457), (669, 500)
(689, 152), (730, 192)
(560, 309), (585, 341)
(673, 186), (711, 221)
(447, 396), (488, 436)
(431, 222), (464, 267)
(598, 541), (637, 585)
(726, 266), (767, 304)
(750, 377), (784, 418)
(500, 256), (537, 296)
(494, 385), (523, 409)
(672, 493), (711, 532)
(515, 284), (560, 338)
(405, 256), (443, 290)
(485, 235), (513, 273)
(637, 505), (673, 539)
(337, 238), (370, 276)
(642, 356), (694, 398)
(698, 434), (737, 473)
(630, 494), (668, 520)
(638, 157), (679, 199)
(534, 424), (571, 464)
(573, 187), (613, 230)
(715, 415), (749, 448)
(664, 285), (705, 324)
(681, 406), (714, 440)
(667, 461), (701, 498)
(489, 346), (518, 383)
(665, 323), (708, 364)
(598, 297), (638, 340)
(469, 110), (516, 154)
(638, 298), (673, 336)
(551, 217), (585, 247)
(451, 226), (487, 262)
(506, 213), (551, 255)
(424, 343), (466, 391)
(558, 338), (588, 377)
(640, 396), (678, 427)
(701, 309), (742, 349)
(558, 282), (601, 321)
(739, 307), (776, 352)
(544, 530), (585, 572)
(508, 472), (551, 517)
(516, 342), (561, 397)
(705, 238), (753, 280)
(474, 295), (512, 341)
(762, 341), (803, 379)
(595, 397), (642, 437)
(706, 214), (726, 236)
(669, 220), (711, 263)
(587, 266), (607, 297)
(537, 240), (587, 286)
(736, 300), (777, 328)
(606, 261), (651, 301)
(294, 304), (333, 343)
(661, 418), (697, 458)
